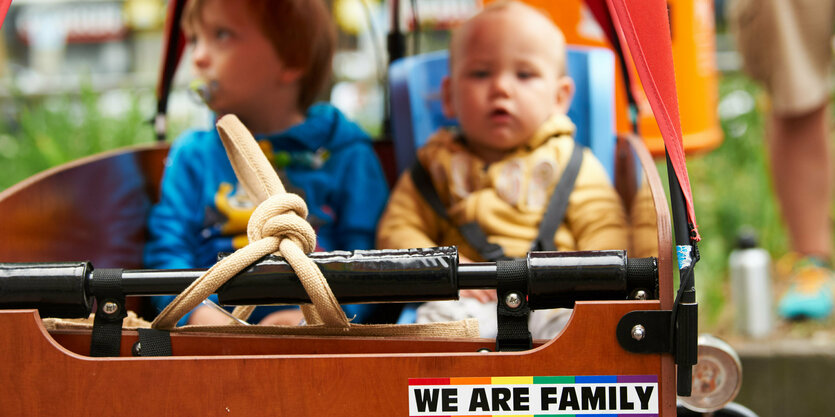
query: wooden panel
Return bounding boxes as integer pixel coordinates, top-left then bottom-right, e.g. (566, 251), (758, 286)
(0, 301), (674, 416)
(0, 144), (169, 269)
(51, 330), (501, 356)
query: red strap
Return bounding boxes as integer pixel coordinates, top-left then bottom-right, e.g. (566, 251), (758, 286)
(606, 0), (700, 240)
(0, 0), (11, 31)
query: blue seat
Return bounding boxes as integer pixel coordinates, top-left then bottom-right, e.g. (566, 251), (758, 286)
(388, 46), (617, 181)
(387, 47), (618, 324)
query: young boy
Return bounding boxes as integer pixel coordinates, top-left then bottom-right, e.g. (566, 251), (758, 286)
(145, 0), (389, 326)
(377, 1), (627, 337)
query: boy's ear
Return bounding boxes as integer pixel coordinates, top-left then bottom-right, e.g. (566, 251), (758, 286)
(554, 76), (575, 114)
(441, 76), (456, 119)
(278, 67), (305, 84)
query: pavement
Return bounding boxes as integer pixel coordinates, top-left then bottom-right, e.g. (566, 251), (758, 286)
(730, 336), (835, 417)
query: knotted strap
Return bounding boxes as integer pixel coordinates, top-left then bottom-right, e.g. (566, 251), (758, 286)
(151, 115), (478, 339)
(152, 114), (348, 329)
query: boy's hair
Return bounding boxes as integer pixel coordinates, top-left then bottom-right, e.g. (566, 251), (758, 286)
(183, 0), (336, 110)
(449, 0), (567, 76)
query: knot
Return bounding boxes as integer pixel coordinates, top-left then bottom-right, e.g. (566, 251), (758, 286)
(248, 193), (317, 253)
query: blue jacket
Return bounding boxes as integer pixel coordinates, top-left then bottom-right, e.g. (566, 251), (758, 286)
(144, 104), (389, 324)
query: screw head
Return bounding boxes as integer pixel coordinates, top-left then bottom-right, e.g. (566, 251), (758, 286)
(633, 290), (648, 300)
(504, 292), (523, 309)
(631, 324), (646, 341)
(102, 301), (120, 315)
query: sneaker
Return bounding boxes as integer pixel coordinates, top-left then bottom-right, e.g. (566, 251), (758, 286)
(777, 256), (834, 320)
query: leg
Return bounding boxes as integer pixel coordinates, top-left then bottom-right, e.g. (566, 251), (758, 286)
(730, 0), (835, 320)
(768, 104), (832, 259)
(769, 103), (835, 320)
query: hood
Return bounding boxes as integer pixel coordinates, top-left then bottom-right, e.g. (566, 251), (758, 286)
(255, 104), (371, 152)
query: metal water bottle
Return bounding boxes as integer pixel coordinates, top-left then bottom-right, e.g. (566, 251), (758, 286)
(728, 232), (773, 338)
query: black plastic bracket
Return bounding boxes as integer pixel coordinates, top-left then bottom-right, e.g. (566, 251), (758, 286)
(616, 310), (672, 354)
(133, 328), (173, 357)
(675, 301), (699, 395)
(495, 259), (532, 352)
(90, 268), (127, 357)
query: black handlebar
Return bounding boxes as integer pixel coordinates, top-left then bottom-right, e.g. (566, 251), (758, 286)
(0, 247), (657, 318)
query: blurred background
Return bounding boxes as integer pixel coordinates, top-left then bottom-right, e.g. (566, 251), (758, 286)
(0, 0), (831, 338)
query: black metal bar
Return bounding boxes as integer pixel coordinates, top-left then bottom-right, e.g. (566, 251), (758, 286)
(529, 250), (626, 309)
(666, 152), (698, 397)
(121, 269), (203, 295)
(387, 0), (405, 65)
(0, 248), (658, 318)
(0, 262), (92, 318)
(217, 247), (459, 305)
(666, 154), (692, 256)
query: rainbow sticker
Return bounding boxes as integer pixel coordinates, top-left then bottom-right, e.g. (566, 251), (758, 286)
(408, 375), (658, 416)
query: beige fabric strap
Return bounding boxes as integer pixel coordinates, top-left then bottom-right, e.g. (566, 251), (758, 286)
(44, 313), (479, 339)
(173, 320), (480, 337)
(152, 114), (347, 329)
(150, 114), (478, 338)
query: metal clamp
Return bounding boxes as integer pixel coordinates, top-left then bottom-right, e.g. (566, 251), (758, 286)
(616, 310), (672, 354)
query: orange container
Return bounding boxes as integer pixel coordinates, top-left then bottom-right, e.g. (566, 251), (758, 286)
(487, 0), (723, 156)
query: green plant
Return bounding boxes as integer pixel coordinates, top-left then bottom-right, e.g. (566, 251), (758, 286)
(687, 73), (791, 329)
(0, 83), (157, 189)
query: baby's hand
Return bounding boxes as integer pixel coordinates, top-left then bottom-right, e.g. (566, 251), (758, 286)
(258, 309), (306, 326)
(188, 305), (238, 325)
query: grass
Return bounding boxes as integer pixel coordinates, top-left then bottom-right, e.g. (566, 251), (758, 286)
(689, 73), (835, 335)
(687, 73), (783, 327)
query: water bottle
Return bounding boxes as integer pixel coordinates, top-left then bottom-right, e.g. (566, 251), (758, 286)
(728, 231), (773, 338)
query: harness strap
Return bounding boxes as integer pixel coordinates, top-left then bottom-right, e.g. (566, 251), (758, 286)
(410, 142), (585, 259)
(532, 143), (584, 252)
(410, 160), (509, 261)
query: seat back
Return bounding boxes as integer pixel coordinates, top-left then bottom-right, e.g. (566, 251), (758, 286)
(0, 143), (169, 269)
(388, 46), (616, 180)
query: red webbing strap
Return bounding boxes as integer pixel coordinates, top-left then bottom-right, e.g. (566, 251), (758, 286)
(606, 0), (700, 240)
(0, 0), (11, 31)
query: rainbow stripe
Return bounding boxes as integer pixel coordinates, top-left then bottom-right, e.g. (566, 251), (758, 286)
(409, 375), (658, 386)
(408, 375), (658, 417)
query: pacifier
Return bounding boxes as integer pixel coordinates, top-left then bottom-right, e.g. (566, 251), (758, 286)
(189, 79), (219, 104)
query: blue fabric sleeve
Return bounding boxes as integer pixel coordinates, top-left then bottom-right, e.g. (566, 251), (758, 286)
(328, 140), (389, 323)
(334, 143), (390, 250)
(144, 133), (205, 324)
(144, 135), (204, 270)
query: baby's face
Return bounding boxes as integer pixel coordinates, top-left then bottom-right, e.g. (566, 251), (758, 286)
(442, 7), (573, 163)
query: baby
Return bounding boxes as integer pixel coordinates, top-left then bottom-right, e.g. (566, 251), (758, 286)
(377, 0), (627, 338)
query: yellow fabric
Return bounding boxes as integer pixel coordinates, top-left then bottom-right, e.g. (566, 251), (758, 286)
(378, 114), (628, 259)
(628, 179), (660, 258)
